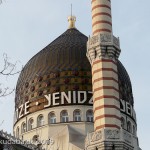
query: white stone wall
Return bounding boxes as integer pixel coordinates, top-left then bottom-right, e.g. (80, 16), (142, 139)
(14, 105), (94, 149)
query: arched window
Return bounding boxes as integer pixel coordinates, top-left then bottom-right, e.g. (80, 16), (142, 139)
(127, 121), (132, 133)
(16, 127), (19, 138)
(133, 125), (136, 135)
(49, 112), (56, 124)
(73, 109), (81, 122)
(37, 115), (44, 127)
(86, 110), (93, 122)
(121, 117), (125, 129)
(61, 110), (69, 123)
(28, 118), (34, 131)
(21, 122), (26, 133)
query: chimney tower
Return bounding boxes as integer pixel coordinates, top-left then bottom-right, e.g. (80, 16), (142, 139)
(85, 0), (140, 149)
(85, 0), (141, 150)
(87, 0), (121, 134)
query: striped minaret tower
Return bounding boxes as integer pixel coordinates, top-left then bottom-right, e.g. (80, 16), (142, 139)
(85, 1), (142, 150)
(86, 0), (122, 149)
(87, 0), (121, 133)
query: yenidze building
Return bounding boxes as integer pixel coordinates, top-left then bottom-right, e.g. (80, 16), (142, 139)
(12, 0), (142, 150)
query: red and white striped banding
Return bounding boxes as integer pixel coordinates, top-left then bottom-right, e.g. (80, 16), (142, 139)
(94, 105), (120, 114)
(92, 59), (117, 67)
(92, 68), (118, 76)
(91, 59), (121, 131)
(91, 0), (112, 35)
(94, 114), (121, 122)
(94, 95), (119, 102)
(93, 77), (118, 85)
(89, 0), (121, 132)
(95, 124), (120, 131)
(93, 86), (119, 93)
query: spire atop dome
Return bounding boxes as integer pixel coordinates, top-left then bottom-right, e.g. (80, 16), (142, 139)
(68, 4), (76, 29)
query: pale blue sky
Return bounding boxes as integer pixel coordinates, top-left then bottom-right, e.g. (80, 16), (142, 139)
(0, 0), (149, 149)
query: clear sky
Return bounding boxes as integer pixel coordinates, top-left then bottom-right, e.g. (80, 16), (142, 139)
(0, 0), (149, 149)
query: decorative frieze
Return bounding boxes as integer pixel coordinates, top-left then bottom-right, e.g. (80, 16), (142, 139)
(87, 33), (121, 64)
(85, 129), (136, 150)
(85, 130), (103, 147)
(85, 129), (121, 148)
(105, 129), (120, 139)
(91, 130), (103, 142)
(87, 33), (120, 49)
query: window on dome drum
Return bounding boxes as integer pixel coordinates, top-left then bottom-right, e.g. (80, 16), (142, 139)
(21, 122), (26, 133)
(73, 109), (81, 122)
(86, 110), (93, 122)
(49, 112), (56, 124)
(133, 125), (136, 135)
(37, 115), (44, 127)
(16, 127), (19, 138)
(121, 117), (125, 129)
(61, 110), (69, 123)
(127, 121), (132, 133)
(28, 118), (34, 131)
